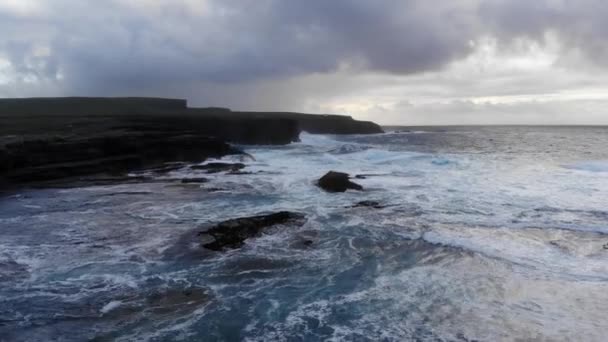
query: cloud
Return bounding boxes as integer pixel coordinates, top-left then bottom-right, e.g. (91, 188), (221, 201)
(480, 0), (608, 67)
(0, 0), (607, 124)
(0, 1), (481, 90)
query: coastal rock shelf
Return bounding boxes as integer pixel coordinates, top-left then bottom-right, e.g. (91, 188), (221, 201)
(198, 211), (307, 251)
(0, 97), (383, 190)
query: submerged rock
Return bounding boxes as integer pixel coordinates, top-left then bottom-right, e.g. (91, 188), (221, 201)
(317, 171), (363, 192)
(190, 162), (246, 173)
(350, 200), (386, 209)
(199, 211), (306, 251)
(100, 286), (210, 319)
(180, 177), (209, 184)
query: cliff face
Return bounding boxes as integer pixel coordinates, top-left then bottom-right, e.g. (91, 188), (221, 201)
(234, 111), (384, 135)
(0, 97), (382, 189)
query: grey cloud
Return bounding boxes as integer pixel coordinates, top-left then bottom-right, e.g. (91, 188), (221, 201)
(480, 0), (608, 65)
(0, 0), (480, 94)
(1, 0), (608, 126)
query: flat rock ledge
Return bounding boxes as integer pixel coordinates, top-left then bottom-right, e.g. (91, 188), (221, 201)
(198, 211), (307, 251)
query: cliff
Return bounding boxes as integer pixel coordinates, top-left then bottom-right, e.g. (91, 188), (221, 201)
(234, 111), (383, 135)
(0, 97), (383, 189)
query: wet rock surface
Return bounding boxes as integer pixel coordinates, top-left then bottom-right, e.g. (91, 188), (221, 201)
(1, 97), (383, 191)
(0, 133), (241, 190)
(350, 200), (386, 209)
(102, 286), (210, 319)
(317, 171), (363, 192)
(180, 177), (209, 184)
(190, 162), (246, 173)
(199, 211), (307, 251)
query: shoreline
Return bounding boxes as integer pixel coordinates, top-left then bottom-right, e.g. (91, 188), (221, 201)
(0, 97), (383, 191)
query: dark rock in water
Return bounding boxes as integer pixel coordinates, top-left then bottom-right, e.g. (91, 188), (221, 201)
(317, 171), (363, 192)
(101, 286), (210, 319)
(350, 200), (385, 209)
(354, 175), (367, 179)
(181, 178), (209, 184)
(143, 286), (210, 315)
(148, 163), (186, 174)
(190, 162), (245, 173)
(199, 211), (306, 251)
(88, 285), (210, 341)
(0, 259), (29, 283)
(227, 171), (253, 175)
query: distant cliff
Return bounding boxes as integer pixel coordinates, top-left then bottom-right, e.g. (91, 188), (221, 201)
(0, 97), (383, 138)
(0, 97), (383, 189)
(234, 111), (383, 135)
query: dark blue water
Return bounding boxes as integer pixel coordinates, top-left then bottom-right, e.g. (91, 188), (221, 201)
(1, 127), (608, 341)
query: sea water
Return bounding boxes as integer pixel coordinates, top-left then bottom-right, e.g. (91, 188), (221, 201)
(1, 126), (608, 341)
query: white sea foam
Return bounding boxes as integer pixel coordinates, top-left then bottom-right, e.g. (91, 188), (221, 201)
(100, 300), (123, 314)
(3, 130), (608, 340)
(564, 160), (608, 172)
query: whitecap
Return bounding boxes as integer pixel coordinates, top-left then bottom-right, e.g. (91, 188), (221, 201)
(100, 300), (123, 314)
(563, 160), (608, 172)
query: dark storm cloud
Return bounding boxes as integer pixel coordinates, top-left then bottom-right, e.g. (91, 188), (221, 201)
(0, 0), (478, 93)
(1, 0), (608, 99)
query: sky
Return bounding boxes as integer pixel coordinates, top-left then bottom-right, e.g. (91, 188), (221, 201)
(1, 0), (607, 125)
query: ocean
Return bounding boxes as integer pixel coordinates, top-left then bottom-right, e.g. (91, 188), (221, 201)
(1, 126), (608, 341)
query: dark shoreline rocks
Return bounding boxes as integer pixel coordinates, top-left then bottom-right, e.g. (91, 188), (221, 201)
(190, 162), (246, 174)
(317, 171), (363, 192)
(1, 97), (383, 191)
(0, 133), (240, 188)
(198, 211), (306, 251)
(350, 200), (386, 209)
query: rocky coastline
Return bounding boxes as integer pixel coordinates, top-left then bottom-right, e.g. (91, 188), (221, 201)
(0, 97), (383, 191)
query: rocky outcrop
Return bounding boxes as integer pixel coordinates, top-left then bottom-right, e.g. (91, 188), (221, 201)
(349, 200), (386, 209)
(0, 97), (384, 190)
(180, 178), (209, 184)
(190, 162), (246, 173)
(0, 133), (240, 187)
(198, 211), (307, 251)
(317, 171), (363, 192)
(235, 111), (384, 135)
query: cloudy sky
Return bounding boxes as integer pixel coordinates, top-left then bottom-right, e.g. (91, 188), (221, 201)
(1, 0), (607, 125)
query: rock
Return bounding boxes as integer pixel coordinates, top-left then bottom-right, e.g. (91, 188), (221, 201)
(0, 133), (242, 188)
(236, 111), (384, 135)
(317, 171), (363, 192)
(148, 163), (186, 174)
(89, 285), (210, 341)
(144, 286), (210, 315)
(198, 211), (306, 251)
(350, 200), (385, 209)
(227, 170), (253, 175)
(181, 178), (209, 184)
(190, 162), (245, 173)
(99, 285), (210, 320)
(0, 97), (384, 190)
